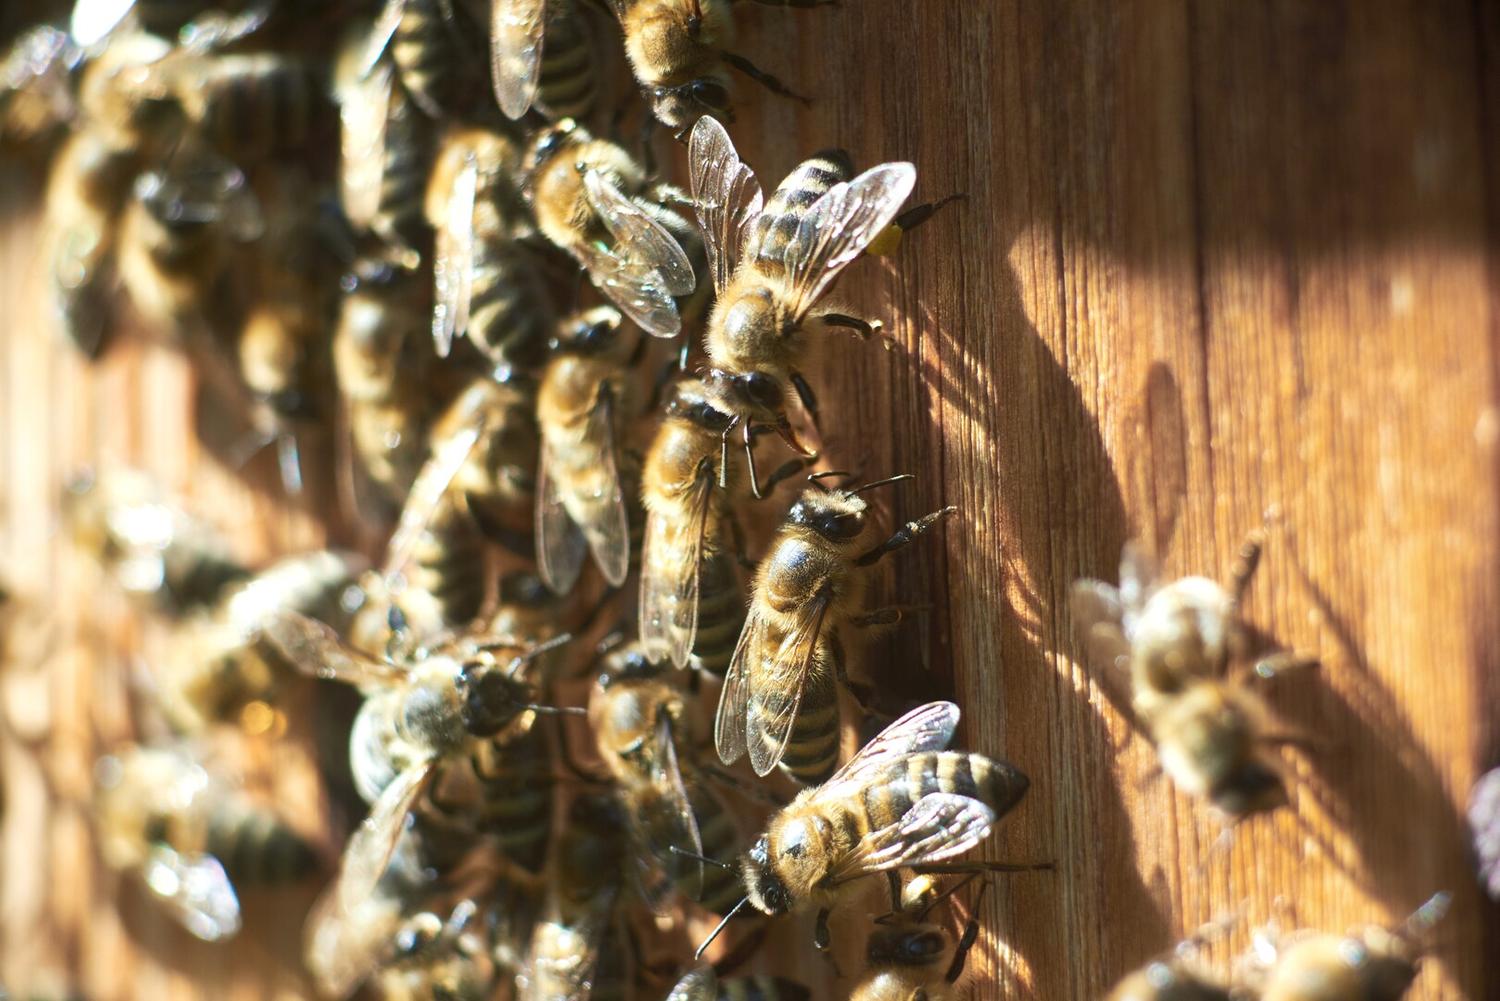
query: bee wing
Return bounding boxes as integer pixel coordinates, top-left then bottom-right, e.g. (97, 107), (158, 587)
(818, 700), (961, 793)
(575, 240), (683, 338)
(638, 465), (716, 668)
(1068, 579), (1130, 672)
(645, 714), (705, 898)
(262, 610), (407, 686)
(360, 0), (407, 76)
(142, 845), (242, 941)
(384, 415), (487, 578)
(432, 155), (477, 357)
(335, 761), (437, 916)
(534, 432), (588, 595)
(713, 609), (763, 766)
(776, 162), (917, 324)
(583, 171), (696, 296)
(573, 386), (630, 586)
(834, 792), (997, 880)
(338, 60), (392, 232)
(304, 884), (402, 1000)
(746, 588), (834, 778)
(490, 0), (546, 119)
(666, 965), (719, 1001)
(688, 116), (763, 295)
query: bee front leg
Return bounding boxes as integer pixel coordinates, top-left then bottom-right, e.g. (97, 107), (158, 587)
(1251, 650), (1321, 680)
(851, 603), (932, 630)
(721, 52), (811, 104)
(855, 507), (958, 567)
(789, 371), (821, 433)
(813, 907), (834, 950)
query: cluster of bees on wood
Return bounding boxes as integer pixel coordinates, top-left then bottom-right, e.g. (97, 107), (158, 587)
(0, 1), (1464, 999)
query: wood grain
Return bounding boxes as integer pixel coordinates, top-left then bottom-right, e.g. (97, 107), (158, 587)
(3, 0), (1498, 998)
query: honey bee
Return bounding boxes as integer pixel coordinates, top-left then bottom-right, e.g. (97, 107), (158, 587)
(488, 0), (600, 122)
(161, 549), (368, 733)
(518, 792), (634, 1001)
(1104, 938), (1232, 1001)
(93, 741), (321, 941)
(590, 643), (743, 915)
(1244, 894), (1450, 1001)
(383, 0), (491, 121)
(848, 873), (989, 1001)
(61, 467), (250, 616)
(524, 119), (698, 337)
(425, 125), (552, 371)
(535, 306), (639, 594)
(687, 116), (917, 459)
(333, 255), (435, 510)
(666, 965), (809, 1001)
(708, 701), (1032, 956)
(715, 477), (955, 783)
(1070, 534), (1316, 820)
(174, 53), (322, 166)
(263, 610), (571, 914)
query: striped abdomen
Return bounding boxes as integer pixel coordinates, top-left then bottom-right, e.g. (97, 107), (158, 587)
(467, 241), (552, 372)
(682, 781), (742, 915)
(469, 727), (553, 870)
(752, 638), (840, 785)
(690, 549), (743, 676)
(535, 1), (598, 121)
(858, 752), (1030, 833)
(749, 150), (853, 276)
(720, 977), (812, 1001)
(200, 803), (319, 884)
(373, 81), (434, 252)
(194, 56), (317, 163)
(405, 491), (490, 628)
(392, 0), (485, 118)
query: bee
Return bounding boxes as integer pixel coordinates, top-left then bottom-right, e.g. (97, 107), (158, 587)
(710, 701), (1031, 956)
(375, 901), (498, 1001)
(263, 610), (571, 914)
(1104, 935), (1233, 1001)
(686, 116), (917, 466)
(333, 256), (435, 511)
(519, 792), (634, 1001)
(534, 306), (640, 594)
(1070, 534), (1316, 820)
(61, 467), (250, 616)
(590, 642), (743, 915)
(845, 873), (990, 1001)
(425, 125), (552, 372)
(172, 53), (322, 166)
(161, 549), (368, 733)
(666, 965), (810, 1001)
(93, 741), (321, 942)
(715, 477), (955, 783)
(524, 119), (698, 337)
(335, 39), (436, 260)
(488, 0), (601, 122)
(1244, 894), (1450, 1001)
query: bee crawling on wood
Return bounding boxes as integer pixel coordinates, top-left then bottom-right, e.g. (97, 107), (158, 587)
(849, 872), (992, 1001)
(1070, 528), (1319, 821)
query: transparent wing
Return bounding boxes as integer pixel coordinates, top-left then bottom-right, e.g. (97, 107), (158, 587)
(384, 413), (486, 578)
(666, 965), (719, 1001)
(834, 792), (997, 880)
(713, 612), (759, 766)
(335, 761), (436, 916)
(576, 240), (682, 338)
(583, 170), (696, 296)
(637, 466), (715, 668)
(70, 0), (137, 47)
(534, 434), (588, 595)
(338, 60), (392, 232)
(777, 162), (916, 323)
(820, 700), (960, 794)
(432, 155), (477, 357)
(572, 385), (630, 587)
(490, 0), (546, 119)
(142, 845), (242, 941)
(262, 610), (406, 686)
(687, 116), (763, 294)
(1068, 579), (1130, 672)
(304, 884), (403, 1000)
(746, 588), (833, 777)
(643, 714), (704, 898)
(360, 0), (406, 76)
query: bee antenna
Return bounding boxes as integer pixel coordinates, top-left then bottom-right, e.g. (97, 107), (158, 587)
(669, 845), (735, 870)
(852, 473), (915, 495)
(509, 632), (573, 675)
(524, 704), (588, 716)
(695, 897), (750, 961)
(808, 469), (852, 483)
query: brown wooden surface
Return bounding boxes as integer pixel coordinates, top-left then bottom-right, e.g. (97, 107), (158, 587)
(3, 0), (1499, 998)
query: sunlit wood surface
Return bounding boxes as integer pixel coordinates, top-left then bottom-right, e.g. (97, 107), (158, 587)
(2, 0), (1498, 999)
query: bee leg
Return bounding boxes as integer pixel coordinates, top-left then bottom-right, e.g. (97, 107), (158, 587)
(813, 907), (834, 950)
(943, 885), (987, 984)
(788, 370), (822, 433)
(892, 193), (966, 235)
(855, 507), (958, 567)
(851, 603), (931, 630)
(1250, 650), (1321, 681)
(721, 52), (812, 104)
(1227, 525), (1268, 607)
(818, 313), (882, 339)
(886, 870), (903, 911)
(737, 0), (839, 7)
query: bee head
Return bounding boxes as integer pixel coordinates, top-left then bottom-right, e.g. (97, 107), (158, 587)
(742, 835), (793, 915)
(867, 925), (948, 967)
(788, 488), (869, 543)
(524, 118), (580, 174)
(648, 79), (732, 133)
(702, 367), (786, 427)
(497, 572), (552, 610)
(601, 642), (666, 682)
(552, 305), (626, 356)
(665, 378), (735, 433)
(456, 663), (532, 738)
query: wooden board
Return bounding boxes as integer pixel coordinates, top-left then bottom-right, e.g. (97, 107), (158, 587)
(2, 0), (1497, 998)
